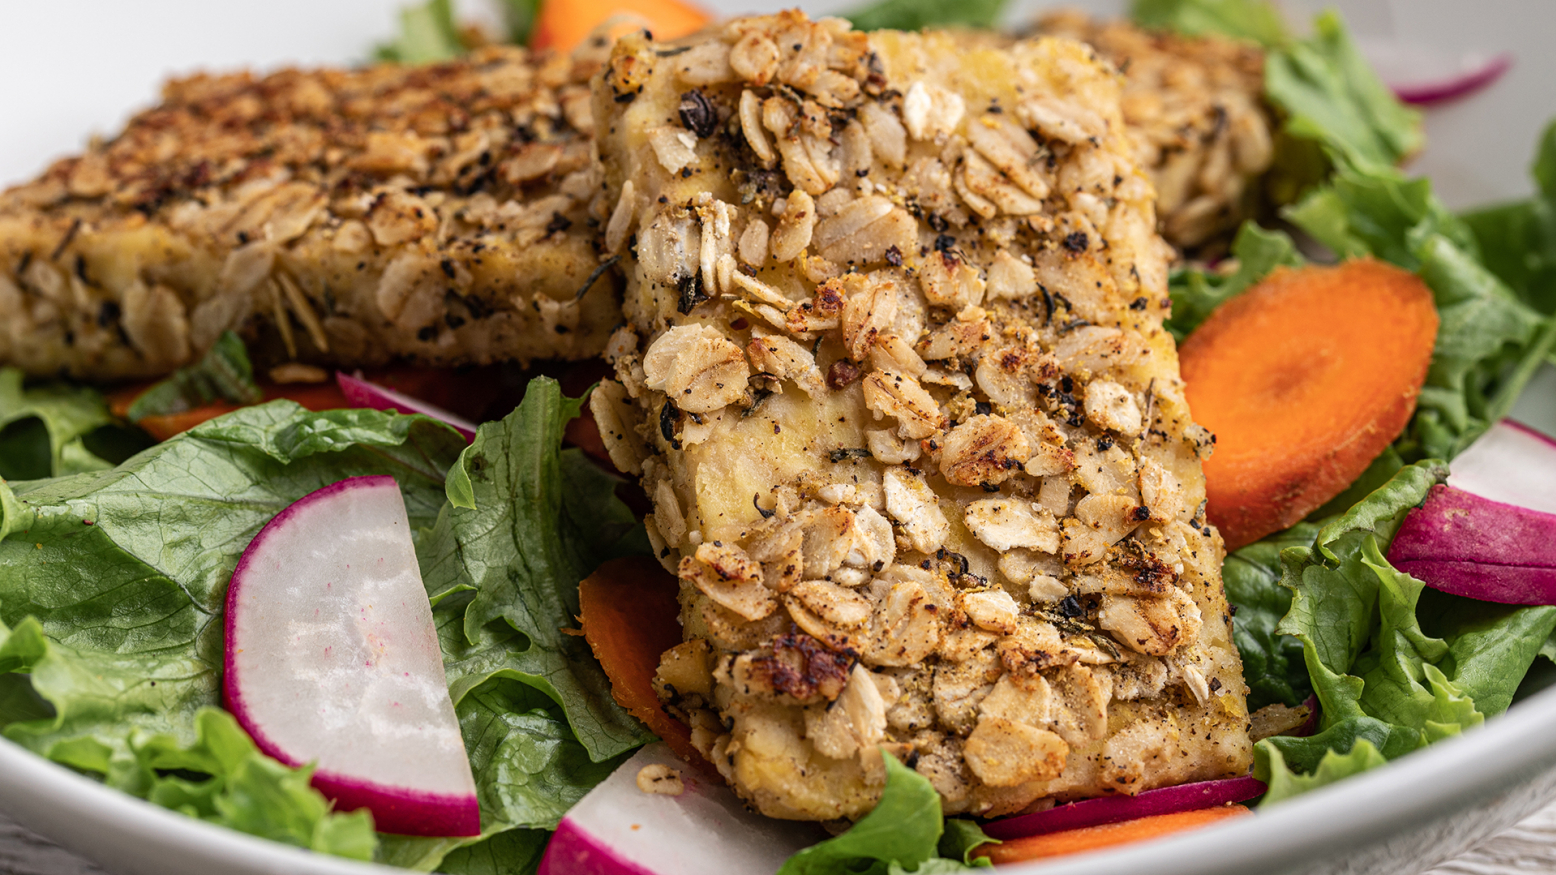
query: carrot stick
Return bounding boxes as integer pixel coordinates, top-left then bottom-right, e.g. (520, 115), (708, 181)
(578, 555), (704, 765)
(975, 805), (1251, 865)
(1179, 259), (1439, 551)
(529, 0), (712, 54)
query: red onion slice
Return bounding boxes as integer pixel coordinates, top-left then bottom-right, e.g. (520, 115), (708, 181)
(336, 370), (478, 442)
(982, 774), (1266, 841)
(1358, 37), (1512, 106)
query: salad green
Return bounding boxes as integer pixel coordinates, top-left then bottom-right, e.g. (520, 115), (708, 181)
(0, 382), (650, 872)
(1155, 0), (1556, 812)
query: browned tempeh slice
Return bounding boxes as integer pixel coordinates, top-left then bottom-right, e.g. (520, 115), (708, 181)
(1035, 10), (1276, 249)
(590, 11), (1252, 823)
(0, 45), (619, 381)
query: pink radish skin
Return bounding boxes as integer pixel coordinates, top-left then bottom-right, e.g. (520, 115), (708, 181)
(1358, 37), (1512, 106)
(1392, 54), (1512, 106)
(539, 744), (821, 875)
(225, 476), (479, 837)
(336, 371), (478, 442)
(1387, 420), (1556, 606)
(1389, 485), (1556, 605)
(981, 774), (1266, 841)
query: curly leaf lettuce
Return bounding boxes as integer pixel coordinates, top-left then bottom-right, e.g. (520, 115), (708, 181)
(0, 367), (129, 480)
(1257, 462), (1556, 803)
(1167, 222), (1303, 339)
(1462, 120), (1556, 315)
(0, 403), (462, 859)
(778, 752), (992, 874)
(417, 377), (651, 762)
(1221, 522), (1319, 710)
(125, 331), (262, 422)
(1130, 0), (1288, 47)
(1256, 738), (1385, 806)
(1263, 12), (1422, 172)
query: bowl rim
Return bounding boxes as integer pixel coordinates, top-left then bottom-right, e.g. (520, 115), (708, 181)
(6, 675), (1556, 875)
(1005, 676), (1556, 873)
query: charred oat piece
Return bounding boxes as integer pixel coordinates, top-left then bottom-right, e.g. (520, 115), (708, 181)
(590, 11), (1251, 823)
(0, 45), (619, 380)
(1035, 11), (1277, 250)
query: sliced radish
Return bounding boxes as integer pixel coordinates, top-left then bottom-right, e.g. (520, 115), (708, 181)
(336, 370), (478, 441)
(1390, 420), (1556, 605)
(981, 774), (1266, 841)
(1358, 37), (1512, 106)
(538, 744), (822, 875)
(224, 475), (479, 837)
(1446, 420), (1556, 515)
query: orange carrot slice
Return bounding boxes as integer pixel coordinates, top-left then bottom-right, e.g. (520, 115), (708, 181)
(530, 0), (712, 54)
(578, 555), (704, 765)
(1180, 259), (1439, 551)
(975, 805), (1251, 864)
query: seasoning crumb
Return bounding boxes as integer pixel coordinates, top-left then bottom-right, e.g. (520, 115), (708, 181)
(636, 763), (685, 796)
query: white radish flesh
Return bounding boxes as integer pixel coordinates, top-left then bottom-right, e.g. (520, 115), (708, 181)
(224, 475), (479, 836)
(1446, 420), (1556, 515)
(538, 744), (822, 875)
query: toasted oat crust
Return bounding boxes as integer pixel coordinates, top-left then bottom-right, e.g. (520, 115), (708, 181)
(591, 11), (1252, 823)
(1035, 11), (1276, 249)
(0, 45), (619, 381)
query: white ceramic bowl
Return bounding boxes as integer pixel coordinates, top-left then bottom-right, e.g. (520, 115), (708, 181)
(3, 1), (1555, 873)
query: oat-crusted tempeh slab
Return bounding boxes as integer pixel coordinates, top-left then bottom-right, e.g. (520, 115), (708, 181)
(1035, 11), (1276, 250)
(590, 11), (1253, 822)
(0, 45), (618, 382)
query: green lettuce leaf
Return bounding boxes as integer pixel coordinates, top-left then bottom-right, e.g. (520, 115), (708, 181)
(0, 402), (465, 856)
(1263, 11), (1422, 172)
(843, 0), (1008, 32)
(1222, 522), (1318, 710)
(1255, 737), (1385, 806)
(0, 367), (122, 480)
(377, 0), (465, 64)
(1283, 162), (1476, 268)
(939, 820), (997, 867)
(432, 829), (551, 875)
(779, 752), (988, 874)
(1166, 222), (1303, 339)
(1130, 0), (1288, 46)
(139, 708), (378, 859)
(1264, 461), (1556, 802)
(417, 378), (650, 763)
(1461, 119), (1556, 315)
(126, 331), (262, 422)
